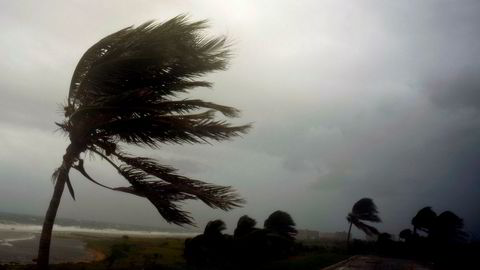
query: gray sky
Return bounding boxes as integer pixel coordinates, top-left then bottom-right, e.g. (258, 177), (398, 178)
(1, 0), (479, 238)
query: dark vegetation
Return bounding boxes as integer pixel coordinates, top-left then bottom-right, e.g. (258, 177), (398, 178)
(184, 210), (303, 269)
(347, 205), (477, 269)
(1, 201), (477, 269)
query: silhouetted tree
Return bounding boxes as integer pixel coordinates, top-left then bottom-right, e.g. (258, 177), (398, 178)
(234, 215), (258, 238)
(204, 219), (228, 238)
(263, 211), (298, 259)
(378, 233), (392, 240)
(37, 15), (250, 268)
(430, 211), (467, 244)
(185, 219), (233, 269)
(399, 229), (413, 242)
(264, 210), (298, 239)
(346, 198), (381, 245)
(429, 211), (468, 269)
(412, 206), (437, 235)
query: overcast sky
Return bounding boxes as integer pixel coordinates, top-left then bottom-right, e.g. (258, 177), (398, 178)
(0, 0), (479, 238)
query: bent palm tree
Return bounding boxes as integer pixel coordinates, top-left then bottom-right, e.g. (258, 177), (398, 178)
(37, 15), (250, 268)
(264, 210), (297, 239)
(346, 198), (381, 245)
(234, 215), (258, 238)
(411, 206), (437, 235)
(204, 219), (228, 238)
(430, 211), (467, 244)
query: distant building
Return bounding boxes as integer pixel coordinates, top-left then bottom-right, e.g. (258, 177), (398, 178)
(296, 229), (320, 240)
(296, 230), (347, 241)
(319, 231), (347, 241)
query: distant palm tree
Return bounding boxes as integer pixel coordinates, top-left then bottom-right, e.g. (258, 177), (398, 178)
(430, 211), (467, 244)
(37, 15), (250, 268)
(264, 210), (297, 239)
(411, 206), (437, 235)
(234, 215), (258, 238)
(346, 198), (381, 244)
(204, 219), (228, 238)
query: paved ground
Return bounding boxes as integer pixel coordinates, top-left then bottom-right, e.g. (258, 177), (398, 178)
(323, 256), (431, 270)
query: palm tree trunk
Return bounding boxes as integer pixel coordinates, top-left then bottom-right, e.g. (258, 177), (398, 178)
(347, 222), (353, 249)
(37, 144), (80, 269)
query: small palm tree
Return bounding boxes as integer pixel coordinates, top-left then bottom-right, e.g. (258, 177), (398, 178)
(204, 220), (227, 238)
(264, 210), (297, 239)
(234, 215), (258, 238)
(411, 206), (437, 235)
(430, 211), (467, 244)
(346, 198), (381, 244)
(37, 15), (250, 268)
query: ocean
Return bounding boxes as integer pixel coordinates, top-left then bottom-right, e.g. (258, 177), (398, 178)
(0, 211), (197, 264)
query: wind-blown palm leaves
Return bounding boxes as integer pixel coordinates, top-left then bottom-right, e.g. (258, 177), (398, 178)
(346, 198), (381, 244)
(38, 15), (250, 268)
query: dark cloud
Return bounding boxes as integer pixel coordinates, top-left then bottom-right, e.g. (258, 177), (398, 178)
(426, 66), (480, 111)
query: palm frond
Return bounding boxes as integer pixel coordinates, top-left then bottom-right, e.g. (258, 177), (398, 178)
(65, 175), (75, 200)
(68, 15), (230, 109)
(72, 159), (116, 190)
(96, 116), (250, 147)
(68, 26), (133, 108)
(115, 152), (245, 210)
(83, 147), (243, 225)
(117, 165), (195, 225)
(353, 220), (379, 236)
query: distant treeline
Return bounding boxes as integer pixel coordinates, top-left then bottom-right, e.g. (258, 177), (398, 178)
(184, 210), (299, 269)
(350, 205), (476, 270)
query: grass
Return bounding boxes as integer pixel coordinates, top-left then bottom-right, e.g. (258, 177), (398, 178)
(81, 236), (187, 269)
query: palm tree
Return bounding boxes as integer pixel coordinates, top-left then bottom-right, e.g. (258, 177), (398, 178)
(37, 15), (250, 268)
(346, 198), (381, 244)
(411, 206), (437, 235)
(204, 219), (228, 238)
(264, 210), (297, 239)
(234, 215), (258, 238)
(430, 211), (467, 244)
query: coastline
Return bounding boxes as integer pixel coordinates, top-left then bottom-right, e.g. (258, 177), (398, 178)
(0, 223), (198, 238)
(0, 224), (196, 265)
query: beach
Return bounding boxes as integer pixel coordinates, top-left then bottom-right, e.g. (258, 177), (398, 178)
(0, 230), (95, 264)
(0, 222), (197, 265)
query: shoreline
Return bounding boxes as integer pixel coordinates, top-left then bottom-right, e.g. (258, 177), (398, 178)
(0, 227), (194, 265)
(0, 223), (198, 238)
